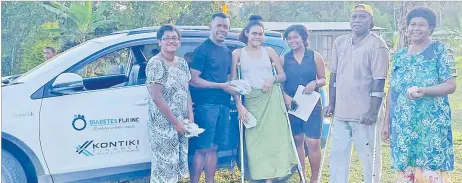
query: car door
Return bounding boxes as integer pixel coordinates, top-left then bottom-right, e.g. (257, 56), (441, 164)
(39, 42), (153, 182)
(141, 39), (246, 169)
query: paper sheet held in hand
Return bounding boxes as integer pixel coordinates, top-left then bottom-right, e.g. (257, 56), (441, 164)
(288, 85), (320, 122)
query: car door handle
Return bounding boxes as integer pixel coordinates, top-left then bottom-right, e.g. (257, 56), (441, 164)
(135, 98), (149, 106)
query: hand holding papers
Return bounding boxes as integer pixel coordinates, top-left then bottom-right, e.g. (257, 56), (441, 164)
(230, 79), (257, 128)
(288, 85), (321, 122)
(243, 112), (257, 129)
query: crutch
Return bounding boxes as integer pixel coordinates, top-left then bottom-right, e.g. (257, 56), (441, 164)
(371, 121), (378, 183)
(317, 121), (332, 182)
(371, 103), (384, 183)
(237, 62), (245, 183)
(271, 62), (306, 183)
(317, 88), (331, 183)
(317, 120), (331, 183)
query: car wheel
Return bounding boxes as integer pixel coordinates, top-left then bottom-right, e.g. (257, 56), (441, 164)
(2, 149), (27, 183)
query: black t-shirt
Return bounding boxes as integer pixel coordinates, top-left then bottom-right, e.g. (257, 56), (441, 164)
(190, 39), (232, 106)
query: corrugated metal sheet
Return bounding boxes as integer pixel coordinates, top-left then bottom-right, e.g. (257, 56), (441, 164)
(263, 22), (385, 31)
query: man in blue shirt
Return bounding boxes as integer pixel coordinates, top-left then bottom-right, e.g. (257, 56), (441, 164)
(189, 12), (238, 183)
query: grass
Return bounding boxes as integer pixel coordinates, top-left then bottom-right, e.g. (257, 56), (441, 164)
(119, 58), (462, 183)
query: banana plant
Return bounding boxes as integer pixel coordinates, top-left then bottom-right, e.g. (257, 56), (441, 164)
(41, 2), (114, 44)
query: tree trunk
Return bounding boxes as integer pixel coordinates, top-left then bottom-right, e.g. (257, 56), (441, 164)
(397, 1), (428, 50)
(9, 46), (15, 76)
(397, 1), (411, 50)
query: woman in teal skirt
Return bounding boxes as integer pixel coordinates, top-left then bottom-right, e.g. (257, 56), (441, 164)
(382, 7), (457, 182)
(230, 15), (298, 183)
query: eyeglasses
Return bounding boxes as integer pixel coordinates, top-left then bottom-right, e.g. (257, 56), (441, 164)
(160, 37), (179, 42)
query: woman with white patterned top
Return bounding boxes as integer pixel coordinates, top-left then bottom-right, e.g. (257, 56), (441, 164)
(145, 24), (194, 183)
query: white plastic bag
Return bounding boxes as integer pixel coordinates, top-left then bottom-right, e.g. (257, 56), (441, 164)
(182, 119), (205, 138)
(230, 79), (251, 95)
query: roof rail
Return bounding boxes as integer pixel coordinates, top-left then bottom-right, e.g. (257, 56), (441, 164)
(229, 28), (282, 37)
(111, 26), (212, 36)
(111, 26), (283, 38)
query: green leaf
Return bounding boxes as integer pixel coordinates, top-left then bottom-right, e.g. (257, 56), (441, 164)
(68, 2), (91, 31)
(87, 19), (116, 32)
(49, 1), (69, 13)
(41, 3), (68, 19)
(94, 2), (111, 17)
(43, 28), (64, 33)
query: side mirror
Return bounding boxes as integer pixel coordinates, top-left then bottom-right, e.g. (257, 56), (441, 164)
(51, 73), (84, 94)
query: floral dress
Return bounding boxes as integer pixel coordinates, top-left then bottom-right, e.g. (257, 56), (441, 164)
(146, 56), (191, 183)
(389, 41), (457, 182)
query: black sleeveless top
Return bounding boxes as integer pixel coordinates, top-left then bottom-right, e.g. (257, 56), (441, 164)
(283, 48), (322, 111)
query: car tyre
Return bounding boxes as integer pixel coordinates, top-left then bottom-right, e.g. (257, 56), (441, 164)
(2, 149), (27, 183)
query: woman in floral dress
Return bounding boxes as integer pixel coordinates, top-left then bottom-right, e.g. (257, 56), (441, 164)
(382, 7), (457, 183)
(146, 25), (194, 183)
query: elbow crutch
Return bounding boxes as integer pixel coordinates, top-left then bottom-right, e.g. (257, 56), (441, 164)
(372, 120), (378, 183)
(371, 102), (384, 183)
(317, 88), (332, 183)
(271, 62), (306, 183)
(237, 62), (245, 183)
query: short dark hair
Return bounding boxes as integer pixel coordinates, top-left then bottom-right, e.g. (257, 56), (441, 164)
(156, 24), (181, 41)
(211, 12), (229, 22)
(407, 7), (437, 33)
(283, 25), (310, 47)
(44, 46), (57, 53)
(239, 15), (264, 43)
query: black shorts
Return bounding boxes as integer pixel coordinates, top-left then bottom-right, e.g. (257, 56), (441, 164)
(189, 104), (230, 150)
(289, 109), (322, 139)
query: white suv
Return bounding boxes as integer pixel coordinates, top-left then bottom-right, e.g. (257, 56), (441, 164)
(2, 27), (252, 183)
(2, 26), (328, 183)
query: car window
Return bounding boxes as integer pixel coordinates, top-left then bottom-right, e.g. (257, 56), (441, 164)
(141, 44), (160, 61)
(141, 42), (241, 63)
(264, 44), (284, 56)
(72, 48), (132, 78)
(224, 43), (241, 52)
(140, 42), (240, 66)
(140, 42), (202, 62)
(177, 42), (201, 65)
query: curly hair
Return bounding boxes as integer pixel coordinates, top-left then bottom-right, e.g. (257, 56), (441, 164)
(283, 24), (310, 47)
(407, 7), (437, 33)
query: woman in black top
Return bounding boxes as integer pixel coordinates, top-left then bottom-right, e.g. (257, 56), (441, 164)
(281, 25), (327, 183)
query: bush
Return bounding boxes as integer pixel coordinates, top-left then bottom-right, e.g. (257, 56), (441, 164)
(19, 22), (61, 73)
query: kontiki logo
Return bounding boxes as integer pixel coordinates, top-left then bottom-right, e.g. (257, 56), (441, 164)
(75, 140), (94, 156)
(75, 140), (140, 156)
